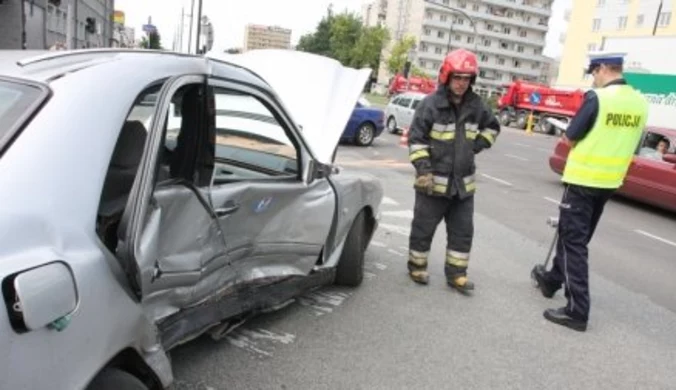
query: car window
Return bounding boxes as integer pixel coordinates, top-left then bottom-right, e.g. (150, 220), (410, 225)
(636, 131), (672, 162)
(398, 97), (412, 107)
(0, 80), (44, 150)
(210, 88), (299, 183)
(391, 97), (400, 106)
(411, 99), (421, 110)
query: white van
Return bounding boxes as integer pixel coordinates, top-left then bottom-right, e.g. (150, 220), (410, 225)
(383, 91), (427, 134)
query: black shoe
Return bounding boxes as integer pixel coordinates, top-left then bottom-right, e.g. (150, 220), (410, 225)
(531, 265), (560, 298)
(543, 307), (587, 332)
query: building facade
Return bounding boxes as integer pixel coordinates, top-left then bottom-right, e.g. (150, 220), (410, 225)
(558, 0), (675, 87)
(243, 24), (292, 52)
(376, 0), (553, 97)
(362, 0), (388, 27)
(0, 0), (115, 50)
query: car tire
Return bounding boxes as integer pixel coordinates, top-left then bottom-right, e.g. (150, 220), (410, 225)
(86, 368), (148, 390)
(355, 123), (375, 146)
(386, 116), (398, 134)
(334, 210), (366, 287)
(498, 110), (511, 126)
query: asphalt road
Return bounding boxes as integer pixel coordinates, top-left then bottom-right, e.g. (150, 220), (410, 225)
(170, 127), (676, 389)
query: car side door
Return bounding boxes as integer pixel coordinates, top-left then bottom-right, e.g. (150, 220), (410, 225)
(205, 77), (337, 283)
(395, 96), (413, 128)
(116, 75), (230, 301)
(401, 98), (421, 129)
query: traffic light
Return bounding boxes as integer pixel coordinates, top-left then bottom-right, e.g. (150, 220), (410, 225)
(85, 17), (96, 34)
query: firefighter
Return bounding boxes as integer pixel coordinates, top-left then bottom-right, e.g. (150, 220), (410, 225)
(531, 51), (649, 331)
(406, 48), (501, 294)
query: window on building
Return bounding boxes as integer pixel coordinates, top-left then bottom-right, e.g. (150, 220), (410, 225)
(519, 29), (527, 37)
(472, 4), (479, 11)
(435, 47), (443, 54)
(480, 54), (488, 62)
(497, 58), (505, 65)
(513, 60), (521, 68)
(426, 11), (433, 19)
(658, 12), (671, 27)
(424, 28), (431, 35)
(503, 27), (511, 34)
(618, 16), (628, 30)
(483, 39), (491, 47)
(458, 1), (466, 8)
(597, 0), (605, 6)
(500, 41), (509, 49)
(479, 70), (487, 78)
(443, 0), (449, 4)
(440, 14), (448, 22)
(437, 30), (445, 38)
(455, 34), (461, 41)
(419, 59), (426, 67)
(592, 18), (601, 31)
(636, 14), (644, 27)
(486, 23), (494, 31)
(587, 43), (597, 52)
(467, 36), (475, 44)
(517, 45), (524, 53)
(457, 18), (465, 25)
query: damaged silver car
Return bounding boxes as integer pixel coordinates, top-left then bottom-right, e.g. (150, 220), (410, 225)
(0, 49), (382, 389)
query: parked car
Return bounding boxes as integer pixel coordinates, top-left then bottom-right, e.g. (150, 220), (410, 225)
(341, 96), (385, 146)
(384, 91), (427, 134)
(549, 125), (676, 212)
(0, 48), (383, 389)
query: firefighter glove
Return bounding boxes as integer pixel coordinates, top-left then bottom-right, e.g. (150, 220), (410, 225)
(473, 137), (491, 154)
(414, 173), (435, 195)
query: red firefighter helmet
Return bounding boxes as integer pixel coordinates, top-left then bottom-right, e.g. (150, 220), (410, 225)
(438, 48), (479, 85)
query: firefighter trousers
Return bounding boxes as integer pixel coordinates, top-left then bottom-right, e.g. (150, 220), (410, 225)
(408, 191), (474, 279)
(542, 184), (614, 322)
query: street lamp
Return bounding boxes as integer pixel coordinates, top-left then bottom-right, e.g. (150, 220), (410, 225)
(423, 0), (478, 52)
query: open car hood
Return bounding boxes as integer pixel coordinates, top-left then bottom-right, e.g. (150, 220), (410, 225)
(207, 49), (372, 164)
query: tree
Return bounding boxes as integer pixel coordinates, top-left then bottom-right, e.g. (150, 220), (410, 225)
(386, 35), (417, 75)
(296, 6), (334, 57)
(351, 25), (390, 69)
(140, 31), (163, 50)
(328, 12), (363, 66)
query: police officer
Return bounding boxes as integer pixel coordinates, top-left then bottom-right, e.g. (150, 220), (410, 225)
(532, 51), (649, 331)
(406, 48), (501, 294)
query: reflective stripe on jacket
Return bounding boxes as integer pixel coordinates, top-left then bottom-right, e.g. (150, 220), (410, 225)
(408, 86), (501, 199)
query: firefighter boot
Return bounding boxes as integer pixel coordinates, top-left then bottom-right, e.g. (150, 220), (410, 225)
(445, 250), (474, 295)
(408, 250), (430, 285)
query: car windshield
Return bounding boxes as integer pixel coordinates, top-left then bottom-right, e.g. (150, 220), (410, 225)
(0, 80), (43, 149)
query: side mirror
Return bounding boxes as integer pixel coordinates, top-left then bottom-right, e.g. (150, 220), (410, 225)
(2, 262), (78, 333)
(663, 153), (676, 164)
(309, 160), (334, 181)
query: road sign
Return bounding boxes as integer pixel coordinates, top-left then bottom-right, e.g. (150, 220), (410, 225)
(142, 24), (156, 34)
(529, 91), (542, 105)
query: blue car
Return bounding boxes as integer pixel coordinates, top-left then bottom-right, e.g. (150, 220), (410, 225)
(340, 97), (385, 146)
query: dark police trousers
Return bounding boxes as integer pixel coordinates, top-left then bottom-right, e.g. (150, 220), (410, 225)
(543, 183), (614, 321)
(409, 191), (474, 278)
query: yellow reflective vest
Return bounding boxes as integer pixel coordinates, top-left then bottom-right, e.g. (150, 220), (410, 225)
(562, 84), (649, 189)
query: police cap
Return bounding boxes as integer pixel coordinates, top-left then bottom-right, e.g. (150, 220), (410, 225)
(585, 51), (627, 74)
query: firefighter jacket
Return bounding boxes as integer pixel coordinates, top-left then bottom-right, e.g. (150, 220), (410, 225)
(408, 86), (501, 199)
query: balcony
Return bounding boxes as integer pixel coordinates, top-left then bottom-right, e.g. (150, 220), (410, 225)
(480, 0), (553, 18)
(422, 17), (546, 47)
(424, 2), (549, 32)
(421, 32), (543, 63)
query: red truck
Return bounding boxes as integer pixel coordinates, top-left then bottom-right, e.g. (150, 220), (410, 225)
(388, 73), (437, 96)
(497, 80), (586, 135)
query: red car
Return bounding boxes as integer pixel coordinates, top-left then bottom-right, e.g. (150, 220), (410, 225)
(549, 127), (676, 213)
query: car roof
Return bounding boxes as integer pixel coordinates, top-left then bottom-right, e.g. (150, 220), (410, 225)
(645, 126), (676, 139)
(0, 49), (269, 89)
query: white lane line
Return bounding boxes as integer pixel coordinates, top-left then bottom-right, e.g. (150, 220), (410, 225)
(544, 196), (560, 205)
(480, 173), (513, 187)
(634, 230), (676, 248)
(536, 147), (552, 153)
(387, 249), (405, 257)
(382, 196), (400, 206)
(382, 209), (414, 219)
(371, 240), (386, 248)
(505, 153), (529, 161)
(513, 142), (532, 148)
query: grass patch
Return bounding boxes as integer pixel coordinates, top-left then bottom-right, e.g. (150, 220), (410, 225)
(363, 93), (390, 107)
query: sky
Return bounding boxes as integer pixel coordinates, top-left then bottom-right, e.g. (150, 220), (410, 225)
(114, 0), (572, 58)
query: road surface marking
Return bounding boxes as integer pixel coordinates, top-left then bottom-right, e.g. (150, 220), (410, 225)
(364, 271), (377, 280)
(537, 147), (552, 153)
(382, 196), (400, 206)
(383, 209), (414, 219)
(371, 240), (386, 247)
(513, 142), (532, 148)
(480, 173), (513, 187)
(225, 328), (296, 358)
(387, 248), (405, 257)
(374, 262), (388, 270)
(505, 153), (529, 161)
(297, 290), (352, 317)
(544, 196), (560, 205)
(379, 223), (411, 236)
(634, 230), (676, 248)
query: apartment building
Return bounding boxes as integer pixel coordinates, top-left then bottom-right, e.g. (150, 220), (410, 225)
(558, 0), (674, 87)
(362, 0), (388, 27)
(243, 24), (292, 52)
(376, 0), (553, 97)
(0, 0), (115, 50)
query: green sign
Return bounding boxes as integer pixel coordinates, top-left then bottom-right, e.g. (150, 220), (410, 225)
(624, 72), (676, 127)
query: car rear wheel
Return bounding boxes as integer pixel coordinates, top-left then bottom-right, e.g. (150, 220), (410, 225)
(387, 116), (397, 134)
(86, 368), (148, 390)
(356, 123), (375, 146)
(334, 211), (366, 287)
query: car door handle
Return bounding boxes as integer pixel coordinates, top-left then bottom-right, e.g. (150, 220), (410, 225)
(215, 203), (239, 217)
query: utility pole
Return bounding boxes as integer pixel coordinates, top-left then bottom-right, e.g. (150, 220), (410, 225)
(195, 0), (203, 53)
(652, 0), (663, 36)
(187, 0), (195, 53)
(66, 0), (76, 49)
(179, 6), (185, 52)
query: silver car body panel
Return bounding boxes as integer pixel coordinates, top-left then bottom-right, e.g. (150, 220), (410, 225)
(0, 49), (381, 389)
